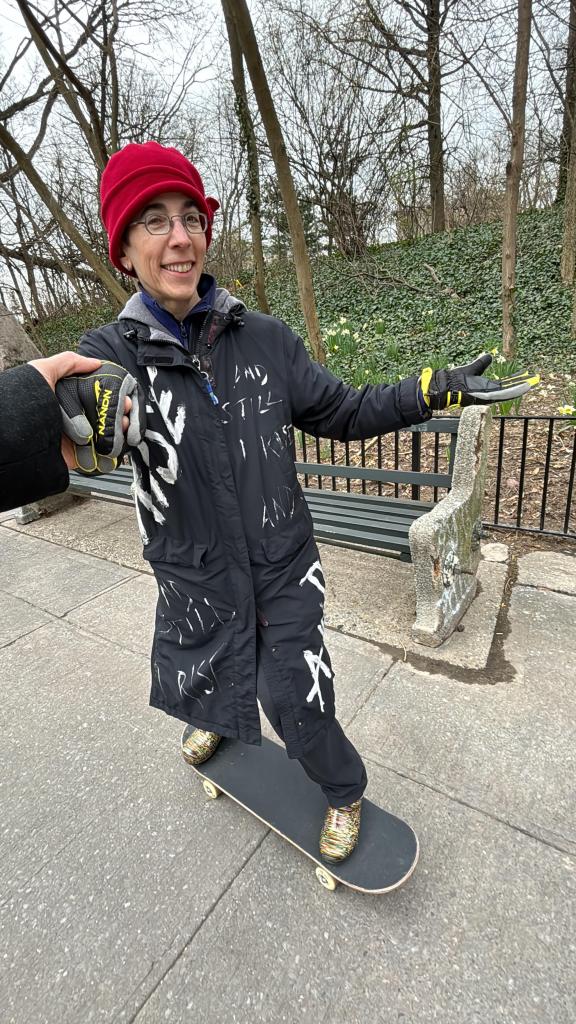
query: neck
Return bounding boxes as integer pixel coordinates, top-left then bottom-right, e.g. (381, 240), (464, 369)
(162, 292), (200, 321)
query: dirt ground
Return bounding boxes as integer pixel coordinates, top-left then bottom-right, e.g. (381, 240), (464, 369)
(520, 371), (575, 417)
(480, 526), (575, 558)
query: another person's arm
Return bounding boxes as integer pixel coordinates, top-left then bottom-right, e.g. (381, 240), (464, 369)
(0, 353), (101, 512)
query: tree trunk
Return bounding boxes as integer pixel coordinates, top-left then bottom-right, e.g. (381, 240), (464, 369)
(556, 0), (576, 204)
(6, 264), (30, 323)
(426, 0), (446, 233)
(222, 4), (270, 315)
(0, 122), (127, 307)
(570, 282), (576, 339)
(561, 130), (576, 285)
(502, 0), (532, 359)
(222, 0), (324, 362)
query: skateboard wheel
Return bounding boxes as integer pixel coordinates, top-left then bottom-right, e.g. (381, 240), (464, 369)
(315, 866), (338, 891)
(202, 780), (222, 800)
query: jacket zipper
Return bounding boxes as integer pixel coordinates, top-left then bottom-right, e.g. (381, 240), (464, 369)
(191, 353), (219, 405)
(154, 305), (241, 407)
(190, 308), (237, 407)
(174, 309), (220, 407)
(195, 310), (220, 405)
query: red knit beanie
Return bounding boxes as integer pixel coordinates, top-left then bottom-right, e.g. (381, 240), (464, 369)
(100, 141), (220, 274)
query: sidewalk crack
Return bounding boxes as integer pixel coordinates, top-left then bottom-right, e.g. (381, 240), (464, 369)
(364, 753), (576, 858)
(118, 830), (270, 1024)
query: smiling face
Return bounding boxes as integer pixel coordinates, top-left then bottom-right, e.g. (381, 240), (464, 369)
(120, 191), (207, 320)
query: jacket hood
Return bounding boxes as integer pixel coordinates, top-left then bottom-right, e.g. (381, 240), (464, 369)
(118, 288), (246, 343)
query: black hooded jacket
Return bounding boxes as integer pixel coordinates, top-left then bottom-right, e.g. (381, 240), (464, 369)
(78, 289), (429, 756)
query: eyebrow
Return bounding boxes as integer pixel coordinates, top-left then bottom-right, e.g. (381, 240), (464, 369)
(140, 200), (199, 215)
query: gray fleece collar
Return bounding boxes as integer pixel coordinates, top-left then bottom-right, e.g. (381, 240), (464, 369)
(118, 288), (246, 344)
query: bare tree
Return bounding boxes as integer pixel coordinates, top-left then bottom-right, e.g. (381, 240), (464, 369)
(561, 132), (576, 336)
(555, 0), (576, 202)
(294, 0), (467, 235)
(261, 9), (396, 254)
(222, 3), (270, 312)
(425, 0), (446, 232)
(203, 85), (249, 287)
(221, 0), (324, 361)
(502, 0), (532, 357)
(0, 0), (209, 317)
(0, 120), (128, 304)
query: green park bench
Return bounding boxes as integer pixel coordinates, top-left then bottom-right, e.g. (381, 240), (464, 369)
(67, 417), (460, 562)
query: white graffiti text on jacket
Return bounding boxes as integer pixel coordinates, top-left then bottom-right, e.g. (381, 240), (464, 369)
(131, 366), (187, 542)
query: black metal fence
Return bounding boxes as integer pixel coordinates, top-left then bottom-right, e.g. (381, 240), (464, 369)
(295, 415), (576, 540)
(485, 415), (576, 538)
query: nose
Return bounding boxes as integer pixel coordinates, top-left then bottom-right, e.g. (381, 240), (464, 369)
(167, 216), (190, 245)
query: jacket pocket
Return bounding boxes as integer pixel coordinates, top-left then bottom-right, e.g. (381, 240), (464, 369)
(144, 536), (208, 568)
(260, 506), (313, 563)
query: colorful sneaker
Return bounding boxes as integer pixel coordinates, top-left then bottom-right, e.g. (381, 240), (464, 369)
(181, 726), (222, 766)
(319, 799), (363, 864)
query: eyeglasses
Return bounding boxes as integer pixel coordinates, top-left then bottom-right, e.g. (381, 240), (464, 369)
(129, 211), (208, 236)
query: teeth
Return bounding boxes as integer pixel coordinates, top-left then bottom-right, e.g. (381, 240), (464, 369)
(164, 263), (192, 273)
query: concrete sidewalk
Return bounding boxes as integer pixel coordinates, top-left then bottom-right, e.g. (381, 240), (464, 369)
(1, 501), (575, 1024)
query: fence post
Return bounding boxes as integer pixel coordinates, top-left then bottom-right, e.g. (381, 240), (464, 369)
(411, 430), (422, 501)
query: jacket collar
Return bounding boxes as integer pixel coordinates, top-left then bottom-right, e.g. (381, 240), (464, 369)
(140, 273), (217, 343)
(118, 283), (246, 346)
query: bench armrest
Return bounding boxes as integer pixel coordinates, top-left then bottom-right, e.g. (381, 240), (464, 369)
(409, 406), (493, 646)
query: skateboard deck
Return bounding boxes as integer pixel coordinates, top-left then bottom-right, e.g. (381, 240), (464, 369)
(182, 727), (419, 893)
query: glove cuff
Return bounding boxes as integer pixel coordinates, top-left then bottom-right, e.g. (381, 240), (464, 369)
(419, 368), (433, 408)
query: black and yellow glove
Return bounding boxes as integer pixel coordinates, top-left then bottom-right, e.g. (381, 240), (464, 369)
(420, 353), (540, 411)
(56, 361), (146, 473)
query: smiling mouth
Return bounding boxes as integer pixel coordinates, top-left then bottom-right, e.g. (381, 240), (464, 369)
(163, 262), (194, 274)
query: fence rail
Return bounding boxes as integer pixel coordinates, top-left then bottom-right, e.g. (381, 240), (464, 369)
(295, 415), (576, 540)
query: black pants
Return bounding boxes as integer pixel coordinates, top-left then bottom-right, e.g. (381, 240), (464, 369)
(257, 665), (367, 808)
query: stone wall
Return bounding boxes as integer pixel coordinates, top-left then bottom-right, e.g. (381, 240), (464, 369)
(0, 305), (41, 371)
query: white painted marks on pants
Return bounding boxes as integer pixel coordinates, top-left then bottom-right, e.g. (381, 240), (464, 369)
(299, 559), (331, 712)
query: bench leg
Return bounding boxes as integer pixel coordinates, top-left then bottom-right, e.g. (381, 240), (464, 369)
(15, 503), (41, 525)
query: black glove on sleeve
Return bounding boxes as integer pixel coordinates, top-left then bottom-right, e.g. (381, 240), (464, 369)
(420, 353), (540, 411)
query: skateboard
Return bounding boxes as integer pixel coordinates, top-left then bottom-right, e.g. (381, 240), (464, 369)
(181, 726), (419, 894)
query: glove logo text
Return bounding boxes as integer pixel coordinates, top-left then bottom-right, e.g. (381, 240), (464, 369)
(94, 379), (113, 437)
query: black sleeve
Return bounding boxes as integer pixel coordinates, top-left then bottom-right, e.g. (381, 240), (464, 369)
(0, 364), (69, 512)
(284, 328), (431, 441)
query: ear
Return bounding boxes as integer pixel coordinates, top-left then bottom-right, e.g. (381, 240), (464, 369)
(118, 238), (133, 273)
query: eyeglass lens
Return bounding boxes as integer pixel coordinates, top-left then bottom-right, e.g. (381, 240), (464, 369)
(144, 212), (207, 234)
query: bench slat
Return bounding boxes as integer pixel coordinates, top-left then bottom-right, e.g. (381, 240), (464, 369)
(312, 522), (410, 551)
(304, 493), (427, 519)
(303, 489), (434, 513)
(308, 510), (417, 535)
(305, 495), (422, 521)
(296, 462), (451, 487)
(68, 472), (133, 502)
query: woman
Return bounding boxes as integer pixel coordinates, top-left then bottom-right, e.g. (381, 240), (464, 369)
(78, 141), (536, 863)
